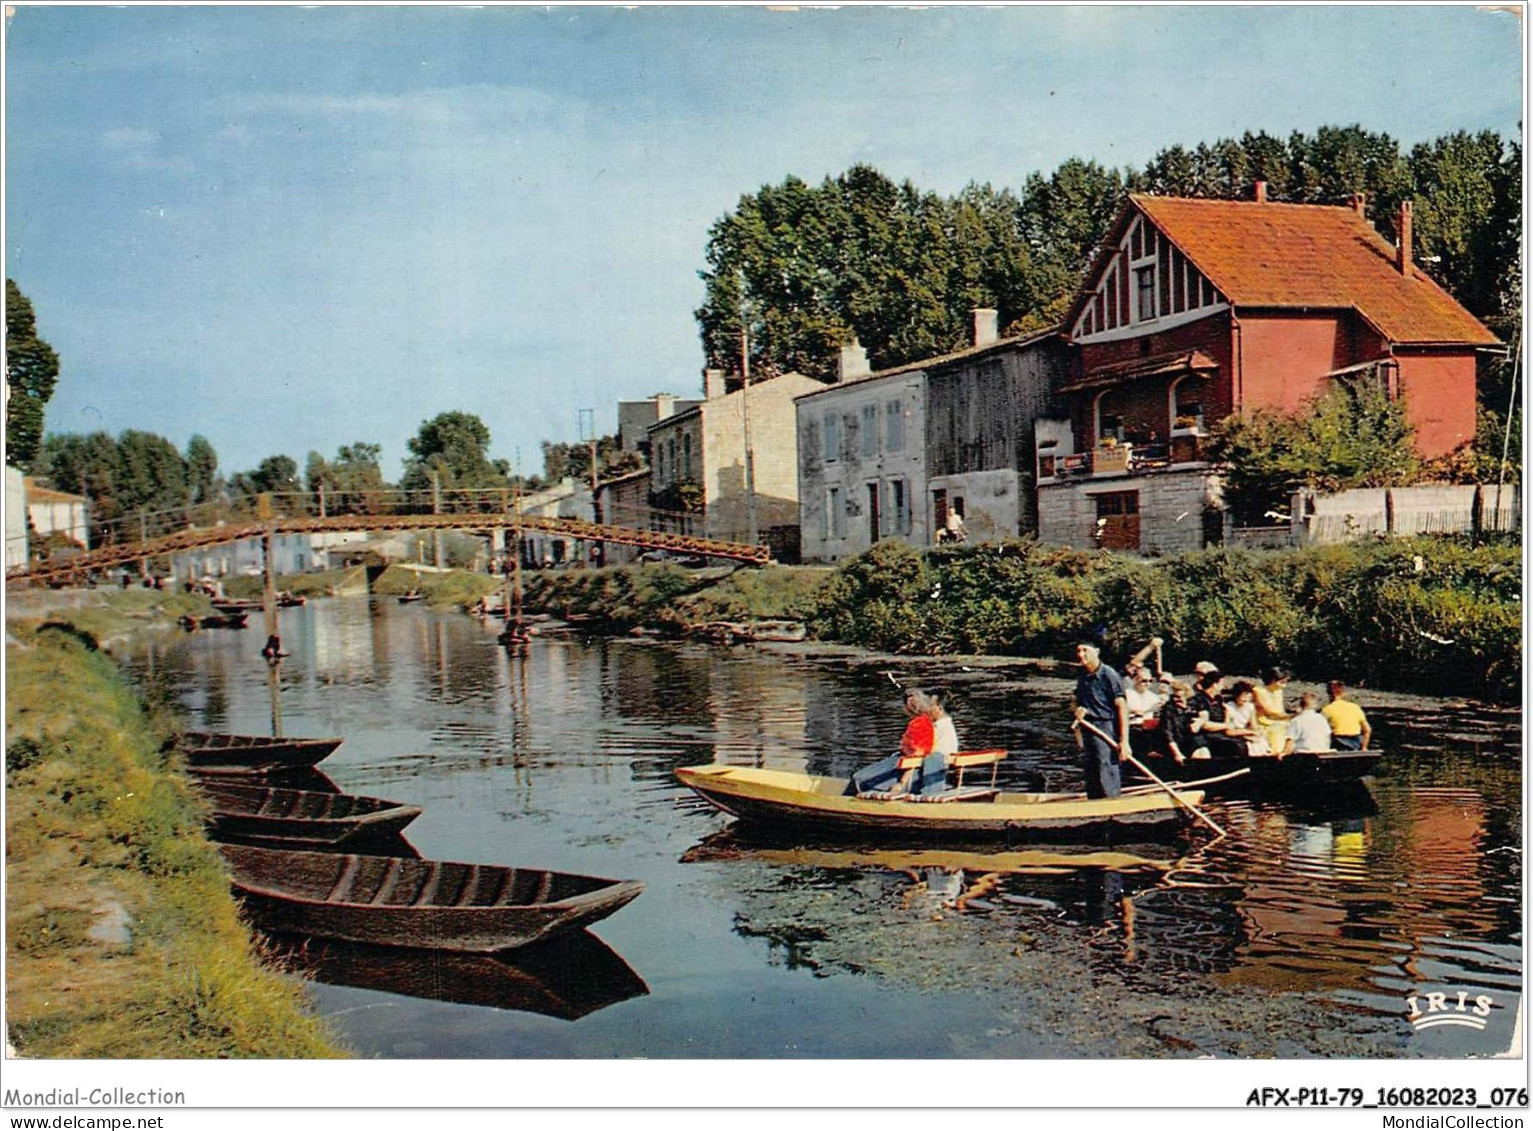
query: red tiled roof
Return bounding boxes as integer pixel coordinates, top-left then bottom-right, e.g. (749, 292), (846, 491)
(1130, 194), (1498, 346)
(1060, 349), (1219, 393)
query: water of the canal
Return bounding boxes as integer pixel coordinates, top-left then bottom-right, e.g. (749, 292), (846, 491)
(126, 596), (1522, 1059)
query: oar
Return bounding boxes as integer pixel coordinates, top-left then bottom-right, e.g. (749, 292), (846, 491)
(1072, 717), (1227, 838)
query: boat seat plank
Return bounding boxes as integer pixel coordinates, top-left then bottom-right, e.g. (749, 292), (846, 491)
(855, 787), (1001, 804)
(326, 856), (363, 902)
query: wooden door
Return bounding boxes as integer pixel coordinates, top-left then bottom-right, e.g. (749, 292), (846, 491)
(1094, 491), (1140, 550)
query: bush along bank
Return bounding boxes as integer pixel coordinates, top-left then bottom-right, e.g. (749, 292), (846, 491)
(5, 626), (344, 1057)
(808, 537), (1520, 702)
(523, 563), (831, 632)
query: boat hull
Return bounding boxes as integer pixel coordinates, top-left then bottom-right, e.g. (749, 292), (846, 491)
(676, 765), (1200, 840)
(221, 845), (644, 952)
(201, 783), (423, 849)
(178, 732), (342, 776)
(1127, 750), (1380, 793)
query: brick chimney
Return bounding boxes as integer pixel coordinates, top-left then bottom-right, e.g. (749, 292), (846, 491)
(1254, 180), (1267, 204)
(971, 308), (999, 347)
(836, 339), (870, 383)
(703, 368), (726, 399)
(1396, 200), (1413, 275)
(1351, 192), (1367, 217)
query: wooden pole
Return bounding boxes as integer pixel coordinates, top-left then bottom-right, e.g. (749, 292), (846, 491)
(1073, 717), (1226, 837)
(431, 471), (444, 570)
(262, 526), (279, 649)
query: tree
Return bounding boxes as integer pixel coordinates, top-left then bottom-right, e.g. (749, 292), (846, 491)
(185, 434), (219, 505)
(115, 430), (192, 537)
(36, 431), (121, 544)
(542, 435), (645, 485)
(6, 280), (60, 470)
(1014, 159), (1128, 331)
(307, 442), (386, 514)
(400, 412), (508, 508)
(1211, 378), (1420, 525)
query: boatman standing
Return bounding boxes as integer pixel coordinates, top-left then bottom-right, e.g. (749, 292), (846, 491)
(1072, 641), (1129, 799)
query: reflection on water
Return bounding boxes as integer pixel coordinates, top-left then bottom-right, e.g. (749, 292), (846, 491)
(126, 597), (1521, 1059)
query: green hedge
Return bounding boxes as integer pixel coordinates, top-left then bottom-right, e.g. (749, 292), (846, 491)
(808, 537), (1520, 701)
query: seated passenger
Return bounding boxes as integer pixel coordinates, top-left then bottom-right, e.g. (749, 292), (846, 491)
(1226, 681), (1270, 756)
(928, 692), (959, 760)
(848, 689), (947, 797)
(1124, 664), (1169, 759)
(1322, 681), (1372, 751)
(1189, 671), (1246, 760)
(1287, 691), (1333, 754)
(1253, 667), (1293, 755)
(1156, 681), (1202, 765)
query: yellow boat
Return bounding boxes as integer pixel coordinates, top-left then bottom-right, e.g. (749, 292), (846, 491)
(675, 764), (1204, 840)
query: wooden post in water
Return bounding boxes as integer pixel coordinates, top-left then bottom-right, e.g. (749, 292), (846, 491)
(262, 525), (279, 651)
(266, 659), (284, 739)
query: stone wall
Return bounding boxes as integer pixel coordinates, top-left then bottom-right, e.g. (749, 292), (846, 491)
(928, 469), (1020, 544)
(1038, 468), (1221, 554)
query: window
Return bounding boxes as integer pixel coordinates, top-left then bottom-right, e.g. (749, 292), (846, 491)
(1136, 267), (1156, 321)
(886, 400), (904, 452)
(890, 478), (910, 536)
(681, 434), (692, 480)
(861, 404), (878, 457)
(826, 486), (845, 539)
(668, 438), (677, 480)
(823, 412), (840, 462)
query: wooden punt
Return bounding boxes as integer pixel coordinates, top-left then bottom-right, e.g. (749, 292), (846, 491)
(211, 598), (263, 613)
(179, 612), (250, 630)
(178, 731), (342, 776)
(1125, 749), (1381, 793)
(276, 593), (308, 608)
(680, 835), (1177, 876)
(200, 783), (423, 849)
(675, 764), (1204, 839)
(266, 929), (649, 1020)
(397, 592), (426, 604)
(220, 844), (645, 952)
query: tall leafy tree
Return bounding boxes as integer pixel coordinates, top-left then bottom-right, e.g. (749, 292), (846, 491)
(401, 412), (508, 508)
(36, 431), (121, 543)
(1014, 158), (1128, 330)
(185, 434), (220, 505)
(306, 442), (386, 514)
(6, 280), (60, 470)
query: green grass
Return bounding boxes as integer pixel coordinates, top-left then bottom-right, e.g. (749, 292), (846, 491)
(5, 630), (345, 1058)
(8, 589), (213, 649)
(223, 566), (367, 599)
(371, 564), (501, 609)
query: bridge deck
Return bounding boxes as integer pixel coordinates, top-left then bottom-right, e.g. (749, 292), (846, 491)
(7, 512), (769, 586)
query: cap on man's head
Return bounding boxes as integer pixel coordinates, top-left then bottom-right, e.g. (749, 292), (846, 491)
(1193, 661), (1218, 675)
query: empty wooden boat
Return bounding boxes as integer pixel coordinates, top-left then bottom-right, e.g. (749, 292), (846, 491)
(675, 764), (1204, 839)
(220, 844), (645, 952)
(177, 731), (342, 776)
(210, 598), (263, 613)
(200, 782), (423, 849)
(397, 592), (425, 604)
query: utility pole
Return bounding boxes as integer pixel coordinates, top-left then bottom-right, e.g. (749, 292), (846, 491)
(579, 408), (603, 567)
(739, 276), (759, 547)
(430, 469), (444, 570)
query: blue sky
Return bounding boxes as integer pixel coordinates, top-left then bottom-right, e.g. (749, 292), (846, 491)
(5, 4), (1522, 480)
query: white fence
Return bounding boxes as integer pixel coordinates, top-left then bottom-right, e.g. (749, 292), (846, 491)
(1295, 483), (1519, 546)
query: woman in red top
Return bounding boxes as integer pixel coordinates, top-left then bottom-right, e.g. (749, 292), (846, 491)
(847, 690), (944, 796)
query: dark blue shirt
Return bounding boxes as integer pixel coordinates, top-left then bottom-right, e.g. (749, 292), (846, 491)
(1075, 663), (1126, 732)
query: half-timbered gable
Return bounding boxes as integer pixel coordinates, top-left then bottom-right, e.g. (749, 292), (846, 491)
(1071, 211), (1228, 344)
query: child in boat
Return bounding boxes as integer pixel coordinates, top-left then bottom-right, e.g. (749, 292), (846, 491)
(847, 689), (948, 797)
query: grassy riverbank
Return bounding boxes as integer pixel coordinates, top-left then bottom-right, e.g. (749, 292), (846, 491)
(224, 565), (368, 600)
(371, 563), (500, 608)
(517, 538), (1518, 701)
(6, 588), (214, 652)
(5, 623), (344, 1057)
(524, 562), (832, 630)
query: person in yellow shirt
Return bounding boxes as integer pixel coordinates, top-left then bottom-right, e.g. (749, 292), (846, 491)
(1321, 681), (1371, 750)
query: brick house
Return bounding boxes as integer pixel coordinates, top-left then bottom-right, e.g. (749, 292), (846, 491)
(1037, 186), (1500, 553)
(648, 369), (822, 546)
